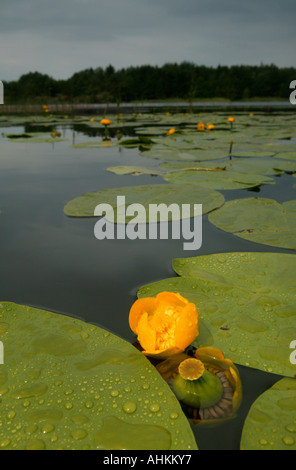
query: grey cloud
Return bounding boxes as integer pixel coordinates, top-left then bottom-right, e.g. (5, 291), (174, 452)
(0, 0), (295, 81)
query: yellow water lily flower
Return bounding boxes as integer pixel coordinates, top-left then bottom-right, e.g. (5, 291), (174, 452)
(129, 292), (199, 359)
(166, 128), (176, 136)
(101, 118), (111, 126)
(197, 122), (205, 131)
(228, 117), (235, 123)
(207, 124), (215, 131)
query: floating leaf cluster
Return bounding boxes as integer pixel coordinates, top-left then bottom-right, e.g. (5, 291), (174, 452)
(1, 110), (296, 450)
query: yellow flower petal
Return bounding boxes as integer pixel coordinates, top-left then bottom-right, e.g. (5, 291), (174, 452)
(174, 302), (199, 351)
(128, 292), (199, 358)
(129, 297), (157, 334)
(101, 119), (111, 125)
(166, 128), (176, 136)
(136, 311), (157, 352)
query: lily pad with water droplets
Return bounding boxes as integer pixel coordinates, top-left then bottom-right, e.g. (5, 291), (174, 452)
(138, 252), (296, 377)
(208, 197), (296, 250)
(0, 302), (197, 450)
(240, 378), (296, 450)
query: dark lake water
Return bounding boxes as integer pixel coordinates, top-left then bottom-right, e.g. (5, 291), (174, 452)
(0, 117), (294, 449)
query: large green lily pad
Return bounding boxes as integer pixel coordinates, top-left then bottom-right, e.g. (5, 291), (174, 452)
(3, 132), (67, 143)
(159, 157), (296, 175)
(135, 127), (171, 136)
(154, 137), (205, 151)
(106, 166), (164, 176)
(64, 184), (225, 220)
(208, 197), (296, 250)
(240, 378), (296, 450)
(163, 168), (274, 190)
(71, 140), (118, 149)
(138, 252), (296, 377)
(273, 152), (296, 161)
(231, 150), (276, 158)
(141, 148), (228, 162)
(118, 137), (154, 148)
(0, 302), (197, 450)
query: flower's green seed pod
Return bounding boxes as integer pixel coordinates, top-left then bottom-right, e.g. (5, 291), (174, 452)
(172, 359), (224, 409)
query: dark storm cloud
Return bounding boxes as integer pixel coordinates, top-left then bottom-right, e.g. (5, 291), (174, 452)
(1, 0), (295, 81)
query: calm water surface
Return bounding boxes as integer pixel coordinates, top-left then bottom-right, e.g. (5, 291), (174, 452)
(0, 119), (294, 449)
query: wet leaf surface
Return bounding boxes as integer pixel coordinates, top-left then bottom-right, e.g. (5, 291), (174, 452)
(0, 302), (197, 450)
(64, 184), (225, 220)
(138, 252), (296, 377)
(208, 197), (296, 249)
(240, 378), (296, 450)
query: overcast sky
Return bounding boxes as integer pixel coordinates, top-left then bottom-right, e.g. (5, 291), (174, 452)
(1, 0), (295, 81)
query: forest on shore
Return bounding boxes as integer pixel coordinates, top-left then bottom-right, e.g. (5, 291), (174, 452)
(3, 62), (296, 104)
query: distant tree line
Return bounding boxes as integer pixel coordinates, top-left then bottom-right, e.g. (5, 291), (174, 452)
(3, 62), (296, 104)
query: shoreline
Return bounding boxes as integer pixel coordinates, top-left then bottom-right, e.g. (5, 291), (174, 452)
(0, 100), (293, 115)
